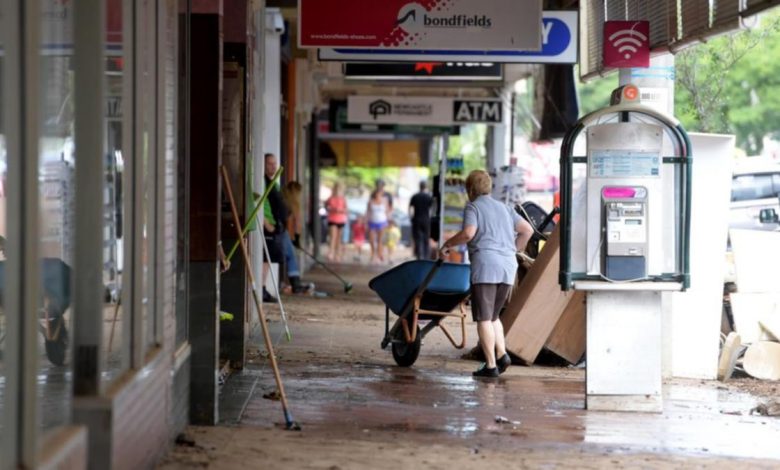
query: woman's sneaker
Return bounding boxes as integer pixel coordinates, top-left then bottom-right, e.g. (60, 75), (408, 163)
(472, 364), (499, 378)
(497, 353), (511, 374)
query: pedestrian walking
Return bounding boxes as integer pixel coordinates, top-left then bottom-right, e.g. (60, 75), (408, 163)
(409, 180), (433, 260)
(440, 170), (533, 378)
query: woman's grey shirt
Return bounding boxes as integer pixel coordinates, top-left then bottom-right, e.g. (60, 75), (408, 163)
(463, 195), (522, 285)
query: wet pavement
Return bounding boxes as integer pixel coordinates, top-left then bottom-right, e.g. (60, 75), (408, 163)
(220, 263), (780, 464)
(0, 304), (126, 436)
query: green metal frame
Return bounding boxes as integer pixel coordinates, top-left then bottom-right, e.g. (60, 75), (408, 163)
(558, 104), (693, 291)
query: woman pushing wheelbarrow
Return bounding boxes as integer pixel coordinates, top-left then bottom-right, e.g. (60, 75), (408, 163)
(370, 170), (532, 377)
(440, 170), (533, 378)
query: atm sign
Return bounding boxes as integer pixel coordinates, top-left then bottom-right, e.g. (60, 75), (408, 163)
(453, 100), (502, 123)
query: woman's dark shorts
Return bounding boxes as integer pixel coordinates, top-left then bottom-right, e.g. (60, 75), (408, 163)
(328, 222), (345, 229)
(470, 283), (512, 322)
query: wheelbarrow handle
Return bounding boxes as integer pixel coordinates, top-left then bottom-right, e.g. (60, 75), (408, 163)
(413, 258), (445, 299)
(399, 259), (445, 320)
(383, 259), (447, 348)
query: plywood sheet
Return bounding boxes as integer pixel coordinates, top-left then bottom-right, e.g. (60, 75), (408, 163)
(502, 228), (577, 364)
(744, 341), (780, 381)
(544, 291), (586, 364)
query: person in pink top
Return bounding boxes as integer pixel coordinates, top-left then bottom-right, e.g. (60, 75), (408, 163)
(325, 182), (348, 262)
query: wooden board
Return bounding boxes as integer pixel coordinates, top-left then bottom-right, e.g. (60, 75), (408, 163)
(502, 228), (578, 364)
(544, 291), (586, 364)
(759, 319), (780, 342)
(717, 332), (742, 382)
(743, 341), (780, 381)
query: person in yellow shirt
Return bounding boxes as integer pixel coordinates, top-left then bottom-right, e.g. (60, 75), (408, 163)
(384, 219), (401, 262)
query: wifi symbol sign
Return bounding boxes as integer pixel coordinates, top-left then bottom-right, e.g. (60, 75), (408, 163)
(603, 20), (650, 68)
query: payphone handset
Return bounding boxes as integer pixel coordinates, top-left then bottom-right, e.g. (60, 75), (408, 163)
(601, 186), (649, 281)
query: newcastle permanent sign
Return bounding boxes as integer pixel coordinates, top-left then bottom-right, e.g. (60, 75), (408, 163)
(347, 96), (503, 126)
(319, 10), (577, 64)
(298, 0), (541, 51)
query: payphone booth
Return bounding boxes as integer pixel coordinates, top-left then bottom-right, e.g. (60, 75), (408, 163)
(559, 85), (692, 412)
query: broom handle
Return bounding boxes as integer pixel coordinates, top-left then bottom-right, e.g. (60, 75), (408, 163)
(220, 165), (292, 417)
(225, 167), (284, 262)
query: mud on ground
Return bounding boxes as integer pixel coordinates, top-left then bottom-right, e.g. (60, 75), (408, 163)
(159, 263), (780, 469)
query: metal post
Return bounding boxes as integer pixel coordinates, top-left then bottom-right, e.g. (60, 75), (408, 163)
(73, 0), (107, 395)
(251, 7), (266, 314)
(437, 135), (447, 250)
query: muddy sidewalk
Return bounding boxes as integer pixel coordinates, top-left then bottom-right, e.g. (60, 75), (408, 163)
(159, 264), (780, 469)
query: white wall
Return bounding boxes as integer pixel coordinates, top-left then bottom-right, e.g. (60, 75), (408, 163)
(666, 133), (735, 379)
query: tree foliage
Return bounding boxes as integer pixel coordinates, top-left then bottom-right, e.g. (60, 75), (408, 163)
(576, 70), (618, 117)
(675, 12), (780, 153)
(577, 11), (780, 155)
(579, 12), (780, 154)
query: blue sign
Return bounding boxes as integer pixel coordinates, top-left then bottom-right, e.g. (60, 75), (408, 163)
(318, 11), (578, 64)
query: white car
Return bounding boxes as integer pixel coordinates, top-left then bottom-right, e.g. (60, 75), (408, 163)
(730, 159), (780, 231)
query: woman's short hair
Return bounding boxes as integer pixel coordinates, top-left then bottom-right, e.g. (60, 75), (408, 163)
(465, 170), (492, 200)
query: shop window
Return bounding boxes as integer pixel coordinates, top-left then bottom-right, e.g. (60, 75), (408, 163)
(0, 5), (6, 452)
(38, 0), (74, 434)
(175, 0), (190, 348)
(104, 0), (127, 382)
(138, 0), (158, 353)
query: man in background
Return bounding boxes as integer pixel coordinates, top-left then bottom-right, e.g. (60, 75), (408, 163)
(263, 153), (287, 302)
(409, 180), (433, 260)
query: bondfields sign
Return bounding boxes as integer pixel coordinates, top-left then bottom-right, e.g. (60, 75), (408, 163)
(298, 0), (542, 51)
(319, 11), (577, 64)
(347, 96), (503, 126)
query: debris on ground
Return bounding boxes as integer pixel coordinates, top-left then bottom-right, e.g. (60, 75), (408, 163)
(494, 415), (521, 427)
(263, 390), (282, 401)
(750, 400), (780, 417)
(175, 433), (197, 447)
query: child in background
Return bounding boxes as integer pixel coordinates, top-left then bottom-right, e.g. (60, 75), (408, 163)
(384, 219), (401, 263)
(351, 216), (367, 263)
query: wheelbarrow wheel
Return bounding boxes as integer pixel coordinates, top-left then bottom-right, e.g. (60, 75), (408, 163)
(44, 317), (69, 366)
(391, 327), (421, 367)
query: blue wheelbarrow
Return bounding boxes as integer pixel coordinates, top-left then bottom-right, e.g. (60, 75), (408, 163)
(369, 259), (471, 367)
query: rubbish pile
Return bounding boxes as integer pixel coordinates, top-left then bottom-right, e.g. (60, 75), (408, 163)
(718, 229), (780, 383)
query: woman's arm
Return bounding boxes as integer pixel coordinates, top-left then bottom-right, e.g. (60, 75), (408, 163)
(515, 218), (534, 253)
(295, 208), (303, 234)
(440, 225), (477, 256)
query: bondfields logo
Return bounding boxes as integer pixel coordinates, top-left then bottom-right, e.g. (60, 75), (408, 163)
(396, 3), (492, 32)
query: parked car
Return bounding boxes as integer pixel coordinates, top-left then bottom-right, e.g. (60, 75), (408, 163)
(729, 159), (780, 231)
(725, 159), (780, 284)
